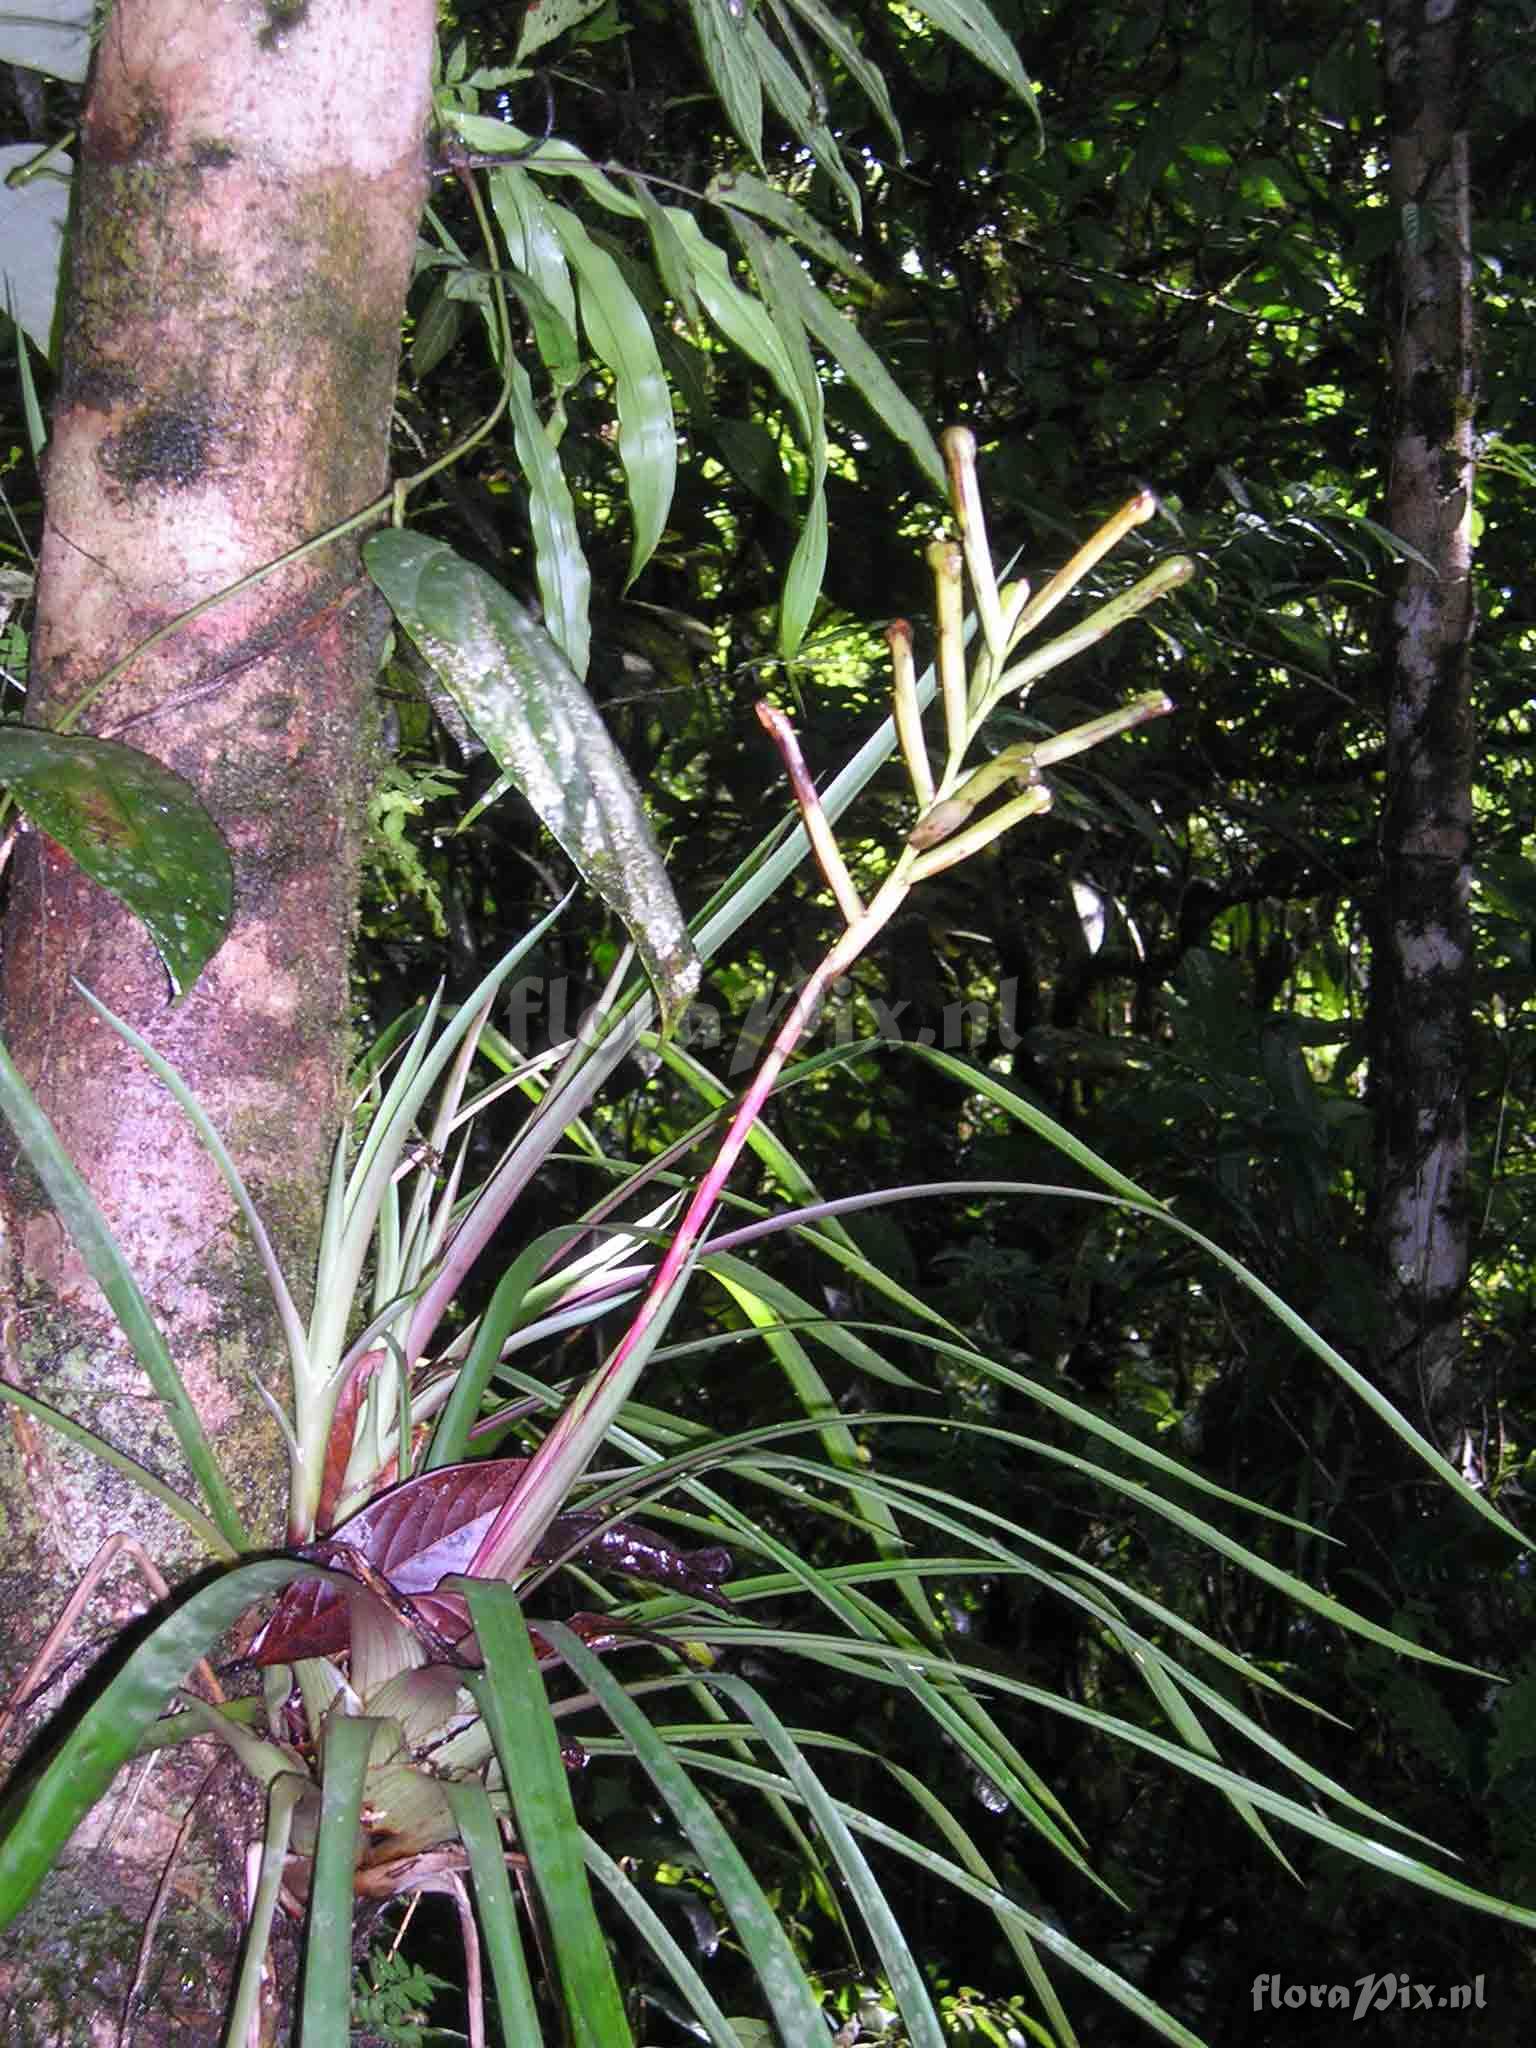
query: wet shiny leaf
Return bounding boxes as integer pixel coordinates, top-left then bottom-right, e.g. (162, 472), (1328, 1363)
(364, 531), (699, 1034)
(0, 727), (233, 997)
(250, 1458), (732, 1665)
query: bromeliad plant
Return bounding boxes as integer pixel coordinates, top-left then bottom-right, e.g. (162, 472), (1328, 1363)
(2, 439), (1534, 2048)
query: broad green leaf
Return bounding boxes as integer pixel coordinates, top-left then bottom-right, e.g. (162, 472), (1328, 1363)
(0, 1032), (248, 1555)
(364, 531), (699, 1035)
(514, 0), (606, 61)
(0, 727), (232, 998)
(0, 0), (89, 82)
(0, 1557), (327, 1929)
(0, 146), (71, 356)
(686, 0), (764, 165)
(549, 204), (678, 585)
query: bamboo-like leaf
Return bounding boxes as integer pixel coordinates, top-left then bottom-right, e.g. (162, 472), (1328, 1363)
(549, 204), (677, 585)
(0, 1558), (330, 1929)
(0, 1032), (248, 1554)
(514, 0), (606, 62)
(0, 729), (232, 998)
(366, 532), (698, 1034)
(449, 114), (649, 223)
(729, 217), (829, 653)
(775, 0), (904, 151)
(410, 276), (464, 380)
(759, 239), (946, 492)
(661, 210), (813, 444)
(506, 348), (591, 676)
(467, 1586), (634, 2043)
(502, 271), (583, 395)
(685, 0), (765, 164)
(623, 173), (703, 327)
(706, 168), (873, 284)
(488, 166), (579, 353)
(745, 12), (863, 226)
(905, 0), (1039, 126)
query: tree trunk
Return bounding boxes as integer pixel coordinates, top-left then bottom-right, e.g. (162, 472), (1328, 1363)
(0, 0), (433, 2036)
(1370, 0), (1479, 1425)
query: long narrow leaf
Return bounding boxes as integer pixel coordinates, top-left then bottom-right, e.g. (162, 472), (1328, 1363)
(466, 1584), (633, 2044)
(73, 984), (308, 1379)
(301, 1712), (378, 2047)
(904, 1043), (1532, 1552)
(710, 1672), (945, 2048)
(582, 1832), (747, 2048)
(0, 1377), (231, 1557)
(0, 1032), (248, 1554)
(540, 1620), (829, 2042)
(444, 1778), (545, 2041)
(549, 204), (677, 585)
(0, 1557), (330, 1929)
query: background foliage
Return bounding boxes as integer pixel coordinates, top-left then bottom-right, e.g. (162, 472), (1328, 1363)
(5, 0), (1536, 2040)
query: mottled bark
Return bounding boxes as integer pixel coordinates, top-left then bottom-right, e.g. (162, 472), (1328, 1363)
(0, 0), (434, 2036)
(1370, 0), (1479, 1421)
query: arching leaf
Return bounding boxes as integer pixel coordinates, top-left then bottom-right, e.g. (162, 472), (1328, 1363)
(549, 204), (678, 586)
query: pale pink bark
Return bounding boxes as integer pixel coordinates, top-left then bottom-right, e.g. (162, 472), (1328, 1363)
(0, 1), (434, 2035)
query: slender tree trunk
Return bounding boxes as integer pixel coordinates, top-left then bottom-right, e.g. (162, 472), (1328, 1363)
(0, 1), (433, 2037)
(1370, 0), (1479, 1424)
